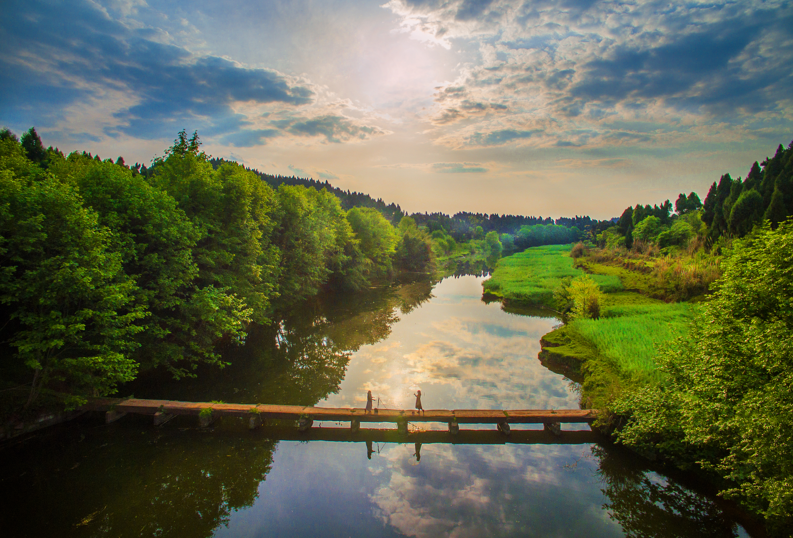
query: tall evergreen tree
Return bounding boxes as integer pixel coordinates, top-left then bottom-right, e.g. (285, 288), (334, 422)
(702, 181), (718, 226)
(729, 189), (763, 236)
(20, 127), (47, 165)
(763, 187), (787, 229)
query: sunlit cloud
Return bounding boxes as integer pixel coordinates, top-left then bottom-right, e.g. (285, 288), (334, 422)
(2, 0), (791, 218)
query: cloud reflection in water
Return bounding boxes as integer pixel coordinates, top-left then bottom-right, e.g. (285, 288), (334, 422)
(324, 276), (576, 415)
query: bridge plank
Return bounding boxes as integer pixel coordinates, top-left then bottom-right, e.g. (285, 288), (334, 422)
(84, 399), (597, 424)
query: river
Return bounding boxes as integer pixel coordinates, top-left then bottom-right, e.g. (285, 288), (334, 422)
(0, 276), (759, 537)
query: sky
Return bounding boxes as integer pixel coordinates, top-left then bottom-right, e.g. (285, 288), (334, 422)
(1, 0), (792, 219)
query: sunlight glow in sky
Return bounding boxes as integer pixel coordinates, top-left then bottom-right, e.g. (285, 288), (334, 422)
(1, 0), (792, 218)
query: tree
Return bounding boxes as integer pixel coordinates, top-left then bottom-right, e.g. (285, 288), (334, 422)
(632, 216), (663, 243)
(484, 230), (502, 257)
(151, 134), (277, 327)
(728, 188), (763, 237)
(763, 187), (787, 229)
(615, 221), (793, 532)
(346, 207), (398, 280)
(568, 275), (602, 320)
(20, 127), (47, 166)
(0, 171), (144, 407)
(394, 221), (434, 273)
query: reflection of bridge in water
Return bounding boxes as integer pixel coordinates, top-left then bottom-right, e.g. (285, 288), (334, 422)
(243, 426), (602, 446)
(88, 398), (599, 441)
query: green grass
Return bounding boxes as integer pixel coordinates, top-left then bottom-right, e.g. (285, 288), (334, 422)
(571, 301), (698, 379)
(575, 259), (663, 297)
(483, 244), (622, 307)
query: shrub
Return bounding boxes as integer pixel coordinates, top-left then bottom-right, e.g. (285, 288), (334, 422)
(569, 275), (603, 320)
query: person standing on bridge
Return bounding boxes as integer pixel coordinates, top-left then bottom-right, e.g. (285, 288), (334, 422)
(365, 390), (373, 414)
(414, 390), (424, 415)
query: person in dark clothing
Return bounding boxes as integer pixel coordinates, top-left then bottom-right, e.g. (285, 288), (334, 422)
(365, 390), (373, 413)
(414, 390), (424, 415)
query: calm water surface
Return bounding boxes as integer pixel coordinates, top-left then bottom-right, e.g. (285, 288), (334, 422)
(0, 276), (758, 537)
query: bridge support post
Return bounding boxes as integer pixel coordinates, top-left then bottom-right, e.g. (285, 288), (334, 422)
(105, 410), (127, 424)
(544, 422), (561, 436)
(351, 418), (360, 433)
(199, 411), (214, 428)
(497, 421), (511, 436)
(248, 414), (262, 430)
(448, 421), (459, 435)
(397, 418), (408, 435)
(153, 411), (175, 426)
(298, 416), (313, 432)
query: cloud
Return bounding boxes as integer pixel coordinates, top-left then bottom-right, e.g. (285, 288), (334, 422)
(386, 0), (793, 149)
(467, 129), (543, 147)
(318, 170), (339, 180)
(288, 164), (307, 177)
(433, 162), (488, 173)
(221, 129), (280, 147)
(0, 0), (313, 140)
(286, 115), (388, 143)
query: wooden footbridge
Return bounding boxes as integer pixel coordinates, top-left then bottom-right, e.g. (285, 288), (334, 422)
(86, 398), (598, 437)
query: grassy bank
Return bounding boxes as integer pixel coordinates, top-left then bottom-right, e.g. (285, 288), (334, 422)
(485, 244), (696, 410)
(482, 244), (622, 307)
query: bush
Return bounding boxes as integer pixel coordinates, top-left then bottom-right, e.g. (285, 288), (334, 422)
(614, 220), (793, 533)
(569, 275), (602, 320)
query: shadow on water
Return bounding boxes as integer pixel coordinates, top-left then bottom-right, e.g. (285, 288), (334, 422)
(593, 443), (767, 538)
(0, 415), (277, 538)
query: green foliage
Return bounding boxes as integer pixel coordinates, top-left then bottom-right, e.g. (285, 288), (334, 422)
(273, 185), (351, 301)
(0, 171), (144, 407)
(394, 221), (434, 273)
(614, 221), (793, 531)
(484, 230), (502, 257)
(346, 207), (399, 280)
(20, 127), (47, 166)
(568, 275), (603, 320)
(483, 245), (622, 308)
(729, 188), (764, 236)
(514, 223), (582, 250)
(764, 187), (787, 229)
(597, 227), (626, 249)
(658, 220), (695, 248)
(632, 216), (663, 243)
(152, 142), (278, 324)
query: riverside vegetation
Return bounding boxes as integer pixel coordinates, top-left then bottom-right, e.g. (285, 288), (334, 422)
(483, 139), (793, 535)
(0, 127), (586, 419)
(0, 128), (438, 415)
(3, 125), (792, 534)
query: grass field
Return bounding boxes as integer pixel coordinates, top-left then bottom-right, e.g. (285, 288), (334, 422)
(572, 301), (697, 379)
(485, 244), (700, 408)
(482, 244), (623, 308)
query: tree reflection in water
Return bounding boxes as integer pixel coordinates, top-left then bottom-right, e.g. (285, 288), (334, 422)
(127, 278), (434, 406)
(594, 444), (761, 538)
(0, 419), (277, 538)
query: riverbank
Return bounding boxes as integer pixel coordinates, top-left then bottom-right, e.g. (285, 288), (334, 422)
(484, 237), (793, 535)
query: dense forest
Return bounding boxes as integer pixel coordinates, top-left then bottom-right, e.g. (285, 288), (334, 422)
(0, 128), (438, 410)
(0, 127), (593, 413)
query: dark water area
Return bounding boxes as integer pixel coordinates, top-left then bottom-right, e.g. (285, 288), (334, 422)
(0, 276), (761, 537)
